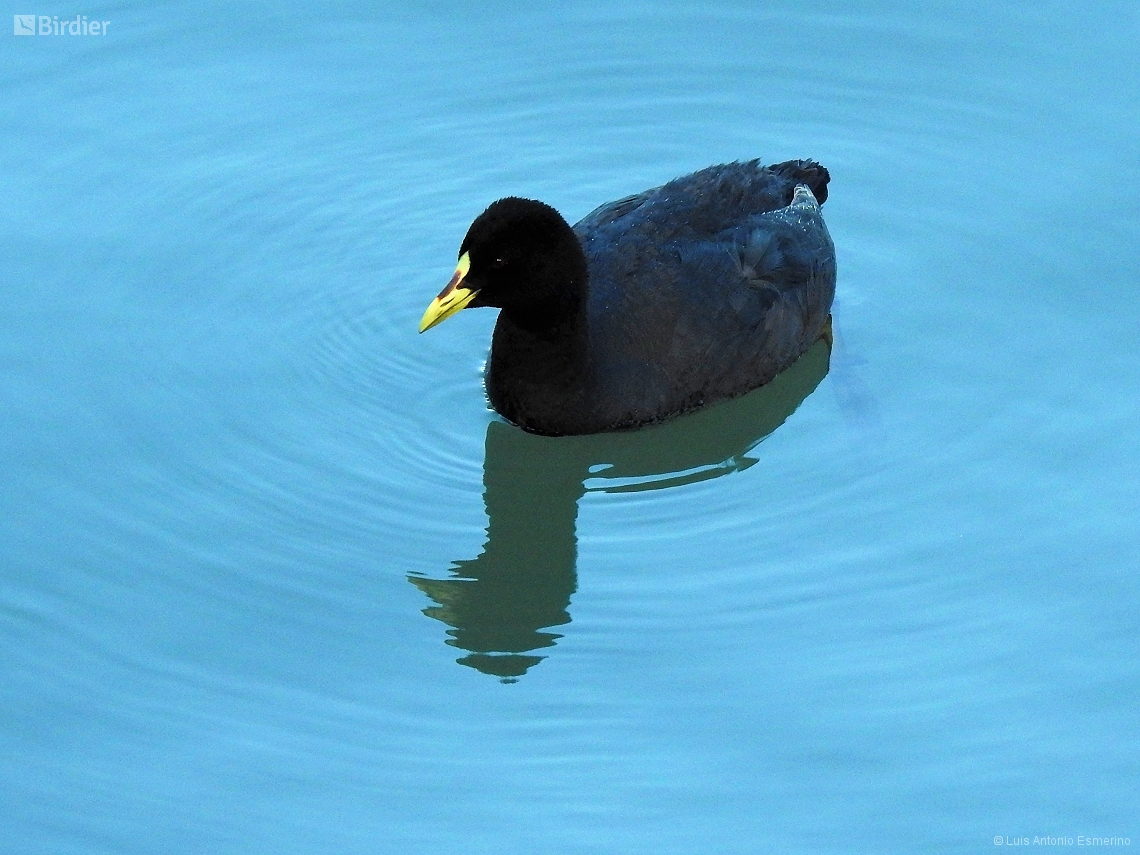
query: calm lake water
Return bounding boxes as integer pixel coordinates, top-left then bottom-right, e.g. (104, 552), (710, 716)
(3, 1), (1138, 852)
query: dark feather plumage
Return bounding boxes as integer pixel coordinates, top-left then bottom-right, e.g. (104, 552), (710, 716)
(432, 159), (836, 435)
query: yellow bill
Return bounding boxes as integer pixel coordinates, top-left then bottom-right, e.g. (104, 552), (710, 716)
(419, 252), (476, 333)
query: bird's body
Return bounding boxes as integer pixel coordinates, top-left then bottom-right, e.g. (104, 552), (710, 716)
(421, 159), (836, 436)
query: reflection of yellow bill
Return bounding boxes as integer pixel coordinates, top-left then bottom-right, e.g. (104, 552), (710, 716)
(419, 252), (476, 332)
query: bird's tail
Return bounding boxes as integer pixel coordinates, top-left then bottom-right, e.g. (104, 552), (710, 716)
(770, 159), (830, 205)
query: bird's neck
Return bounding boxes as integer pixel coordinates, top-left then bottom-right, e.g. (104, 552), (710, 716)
(502, 232), (589, 334)
(491, 293), (590, 380)
(484, 230), (593, 434)
(486, 289), (592, 435)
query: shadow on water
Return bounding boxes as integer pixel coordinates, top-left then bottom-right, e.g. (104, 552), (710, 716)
(408, 337), (832, 681)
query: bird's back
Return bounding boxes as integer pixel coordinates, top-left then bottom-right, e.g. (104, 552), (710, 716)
(571, 160), (836, 429)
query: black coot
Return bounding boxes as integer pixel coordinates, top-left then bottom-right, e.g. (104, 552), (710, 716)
(420, 159), (836, 436)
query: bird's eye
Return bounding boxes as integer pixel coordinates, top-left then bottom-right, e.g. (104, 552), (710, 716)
(490, 257), (507, 268)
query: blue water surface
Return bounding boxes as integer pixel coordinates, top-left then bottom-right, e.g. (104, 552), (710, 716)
(2, 1), (1139, 852)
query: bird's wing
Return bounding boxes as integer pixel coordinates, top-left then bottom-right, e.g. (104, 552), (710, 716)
(574, 191), (652, 233)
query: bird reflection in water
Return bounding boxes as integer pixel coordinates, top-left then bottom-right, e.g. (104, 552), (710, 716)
(408, 334), (832, 681)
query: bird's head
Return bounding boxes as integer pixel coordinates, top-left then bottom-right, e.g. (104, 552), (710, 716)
(419, 197), (586, 333)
